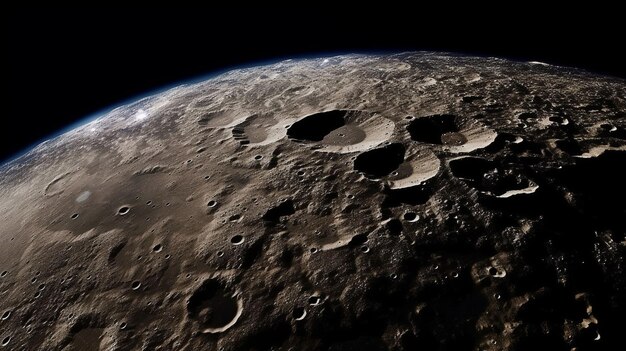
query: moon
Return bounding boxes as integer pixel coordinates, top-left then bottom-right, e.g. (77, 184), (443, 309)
(0, 53), (624, 350)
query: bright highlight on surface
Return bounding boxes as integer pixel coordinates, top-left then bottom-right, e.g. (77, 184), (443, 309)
(135, 109), (148, 120)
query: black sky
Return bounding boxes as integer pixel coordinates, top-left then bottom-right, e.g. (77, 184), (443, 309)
(4, 8), (624, 163)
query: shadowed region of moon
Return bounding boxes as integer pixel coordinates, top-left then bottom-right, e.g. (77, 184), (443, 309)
(1, 53), (625, 351)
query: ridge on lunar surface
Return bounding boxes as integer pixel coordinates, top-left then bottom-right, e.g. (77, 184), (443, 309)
(1, 52), (625, 350)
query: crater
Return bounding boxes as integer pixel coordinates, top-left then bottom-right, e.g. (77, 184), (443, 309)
(232, 113), (286, 146)
(354, 143), (405, 179)
(308, 295), (321, 306)
(288, 109), (395, 153)
(449, 156), (537, 197)
(230, 235), (245, 245)
(44, 171), (76, 197)
(187, 278), (243, 334)
(407, 114), (458, 144)
(196, 109), (244, 128)
(287, 110), (347, 141)
(403, 212), (419, 222)
(407, 114), (497, 152)
(293, 307), (307, 321)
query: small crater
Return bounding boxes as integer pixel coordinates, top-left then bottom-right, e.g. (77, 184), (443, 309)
(1, 336), (10, 347)
(187, 279), (243, 334)
(153, 244), (163, 252)
(360, 245), (370, 253)
(230, 235), (245, 245)
(0, 271), (6, 277)
(293, 307), (307, 321)
(407, 114), (458, 144)
(1, 311), (10, 320)
(287, 110), (347, 141)
(597, 123), (626, 139)
(207, 200), (218, 208)
(308, 295), (321, 306)
(353, 143), (405, 178)
(403, 212), (419, 222)
(131, 281), (141, 290)
(487, 266), (506, 278)
(462, 95), (483, 103)
(71, 213), (79, 220)
(518, 111), (537, 122)
(119, 322), (127, 330)
(117, 206), (130, 216)
(228, 214), (242, 222)
(254, 155), (263, 160)
(549, 116), (568, 125)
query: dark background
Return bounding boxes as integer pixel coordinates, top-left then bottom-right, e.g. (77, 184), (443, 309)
(4, 8), (624, 163)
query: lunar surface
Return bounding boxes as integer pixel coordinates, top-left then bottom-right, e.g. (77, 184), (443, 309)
(1, 53), (625, 350)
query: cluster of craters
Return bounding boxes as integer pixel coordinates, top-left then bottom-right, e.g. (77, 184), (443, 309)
(0, 53), (625, 350)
